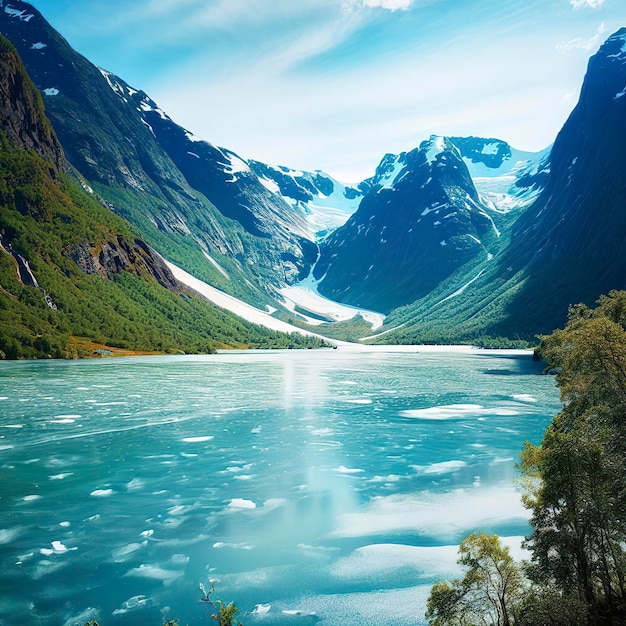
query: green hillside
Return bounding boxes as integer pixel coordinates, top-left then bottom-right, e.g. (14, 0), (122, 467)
(0, 37), (326, 359)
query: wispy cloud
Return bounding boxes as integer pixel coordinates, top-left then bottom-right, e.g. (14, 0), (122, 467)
(556, 21), (607, 53)
(359, 0), (414, 10)
(570, 0), (605, 9)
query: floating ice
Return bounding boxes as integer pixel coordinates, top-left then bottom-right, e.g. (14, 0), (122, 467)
(0, 527), (22, 544)
(126, 478), (144, 491)
(418, 460), (467, 475)
(401, 404), (520, 420)
(125, 564), (183, 582)
(42, 88), (59, 96)
(512, 394), (538, 403)
(59, 521), (71, 528)
(213, 542), (255, 550)
(253, 603), (271, 614)
(139, 529), (154, 538)
(330, 543), (461, 582)
(112, 594), (152, 615)
(90, 489), (114, 497)
(51, 541), (68, 553)
(282, 609), (317, 617)
(331, 485), (529, 540)
(182, 436), (214, 443)
(61, 607), (99, 626)
(167, 554), (190, 566)
(263, 498), (288, 511)
(228, 498), (256, 510)
(167, 505), (189, 516)
(112, 543), (144, 561)
(40, 540), (69, 556)
(334, 466), (364, 474)
(23, 495), (41, 502)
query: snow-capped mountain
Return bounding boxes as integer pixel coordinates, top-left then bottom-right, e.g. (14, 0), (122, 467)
(3, 0), (626, 345)
(248, 160), (366, 239)
(449, 136), (550, 213)
(313, 135), (502, 313)
(373, 27), (626, 343)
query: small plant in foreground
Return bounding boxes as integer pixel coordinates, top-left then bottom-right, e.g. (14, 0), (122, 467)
(200, 580), (242, 626)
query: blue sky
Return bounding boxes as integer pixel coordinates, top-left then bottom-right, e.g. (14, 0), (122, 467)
(28, 0), (624, 181)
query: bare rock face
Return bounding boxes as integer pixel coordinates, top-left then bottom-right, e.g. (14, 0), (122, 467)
(66, 237), (180, 292)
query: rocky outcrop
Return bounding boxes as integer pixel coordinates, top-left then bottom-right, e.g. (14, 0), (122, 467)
(0, 34), (63, 168)
(66, 236), (180, 291)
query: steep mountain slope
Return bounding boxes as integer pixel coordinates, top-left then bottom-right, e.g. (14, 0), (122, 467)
(0, 35), (326, 358)
(313, 136), (502, 313)
(375, 28), (626, 344)
(488, 27), (626, 337)
(0, 0), (316, 305)
(248, 160), (366, 238)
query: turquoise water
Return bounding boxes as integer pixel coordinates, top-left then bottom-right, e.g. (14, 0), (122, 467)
(0, 348), (560, 626)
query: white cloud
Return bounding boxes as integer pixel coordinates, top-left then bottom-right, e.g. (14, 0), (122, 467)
(570, 0), (605, 9)
(361, 0), (414, 9)
(556, 21), (607, 53)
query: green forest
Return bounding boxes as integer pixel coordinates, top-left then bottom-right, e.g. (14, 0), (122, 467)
(426, 290), (626, 625)
(0, 131), (327, 359)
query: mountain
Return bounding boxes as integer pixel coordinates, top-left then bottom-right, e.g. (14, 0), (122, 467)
(486, 26), (626, 337)
(248, 160), (366, 239)
(0, 0), (317, 306)
(374, 28), (626, 344)
(0, 34), (326, 358)
(312, 136), (505, 313)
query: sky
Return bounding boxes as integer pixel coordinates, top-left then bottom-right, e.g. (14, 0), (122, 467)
(27, 0), (625, 182)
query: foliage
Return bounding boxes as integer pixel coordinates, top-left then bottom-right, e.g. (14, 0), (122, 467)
(427, 291), (626, 625)
(0, 130), (329, 358)
(200, 581), (242, 626)
(426, 533), (524, 626)
(521, 290), (626, 624)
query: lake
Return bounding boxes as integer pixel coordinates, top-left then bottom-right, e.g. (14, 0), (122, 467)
(0, 347), (560, 626)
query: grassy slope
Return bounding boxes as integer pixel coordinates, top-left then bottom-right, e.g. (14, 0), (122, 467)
(0, 133), (327, 359)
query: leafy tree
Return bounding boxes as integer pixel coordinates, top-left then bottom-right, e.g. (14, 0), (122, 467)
(520, 291), (626, 623)
(426, 533), (523, 626)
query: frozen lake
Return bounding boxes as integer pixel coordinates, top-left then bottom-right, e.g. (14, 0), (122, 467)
(0, 348), (560, 626)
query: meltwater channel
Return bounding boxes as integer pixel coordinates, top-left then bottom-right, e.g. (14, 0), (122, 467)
(0, 347), (560, 626)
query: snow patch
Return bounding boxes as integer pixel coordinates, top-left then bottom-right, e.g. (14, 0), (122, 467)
(165, 261), (330, 340)
(4, 6), (33, 20)
(279, 272), (385, 330)
(425, 136), (446, 165)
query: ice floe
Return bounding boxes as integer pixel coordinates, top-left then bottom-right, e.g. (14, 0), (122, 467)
(400, 403), (520, 420)
(228, 498), (256, 510)
(125, 564), (183, 582)
(182, 435), (214, 443)
(90, 489), (115, 497)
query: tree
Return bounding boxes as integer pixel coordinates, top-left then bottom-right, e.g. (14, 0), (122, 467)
(522, 291), (626, 623)
(426, 533), (523, 626)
